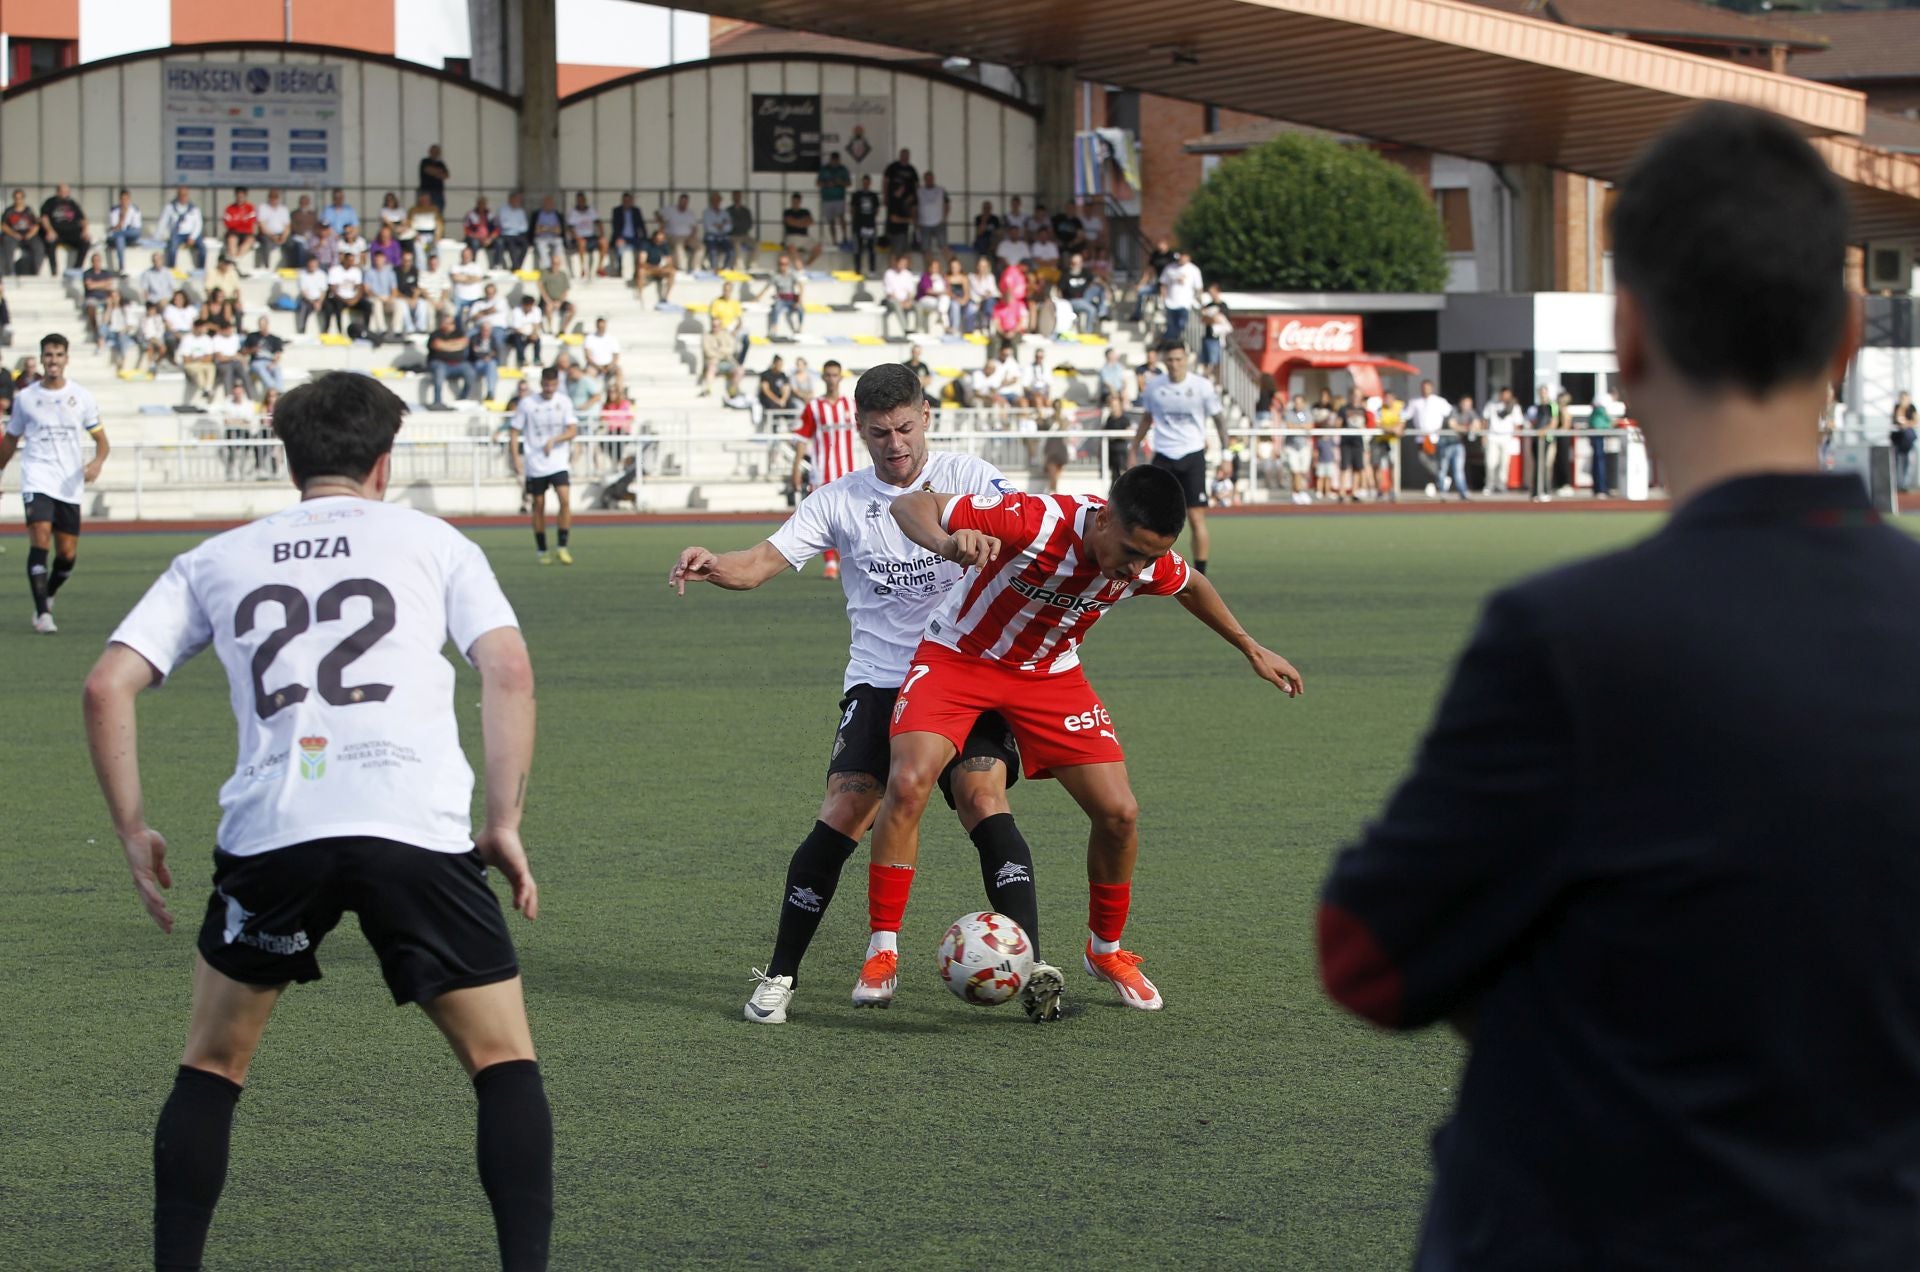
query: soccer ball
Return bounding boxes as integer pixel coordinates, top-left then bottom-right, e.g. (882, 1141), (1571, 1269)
(937, 911), (1035, 1006)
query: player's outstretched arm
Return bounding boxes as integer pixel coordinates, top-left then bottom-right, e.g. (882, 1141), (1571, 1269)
(1176, 571), (1304, 698)
(890, 490), (1001, 566)
(82, 642), (175, 932)
(669, 540), (789, 593)
(470, 626), (539, 921)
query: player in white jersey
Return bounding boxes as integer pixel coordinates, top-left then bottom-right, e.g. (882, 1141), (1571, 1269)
(1133, 344), (1228, 575)
(0, 333), (109, 633)
(671, 363), (1065, 1023)
(81, 373), (551, 1270)
(789, 359), (862, 580)
(510, 365), (580, 565)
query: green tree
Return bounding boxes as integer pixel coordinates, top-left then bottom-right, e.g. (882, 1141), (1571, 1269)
(1176, 134), (1449, 293)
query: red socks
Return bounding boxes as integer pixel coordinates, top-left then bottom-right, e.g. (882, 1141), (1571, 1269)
(869, 863), (915, 932)
(1089, 882), (1131, 944)
(823, 548), (840, 566)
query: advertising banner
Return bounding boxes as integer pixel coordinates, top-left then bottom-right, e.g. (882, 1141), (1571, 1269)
(751, 94), (821, 173)
(163, 61), (342, 188)
(820, 95), (891, 176)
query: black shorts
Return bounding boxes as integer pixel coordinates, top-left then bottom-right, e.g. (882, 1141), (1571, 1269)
(829, 683), (1020, 809)
(525, 470), (570, 497)
(23, 494), (81, 536)
(1150, 450), (1208, 508)
(197, 837), (519, 1006)
(1339, 437), (1366, 471)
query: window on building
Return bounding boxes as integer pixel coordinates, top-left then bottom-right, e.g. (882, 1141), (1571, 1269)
(1437, 188), (1474, 253)
(7, 38), (78, 88)
(1204, 104), (1221, 134)
(1105, 89), (1140, 135)
(1598, 184), (1619, 254)
(441, 58), (472, 81)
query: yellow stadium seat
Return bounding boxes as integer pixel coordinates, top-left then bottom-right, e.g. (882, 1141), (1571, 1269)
(749, 336), (769, 346)
(370, 366), (405, 379)
(719, 270), (753, 283)
(319, 333), (351, 347)
(482, 399), (509, 412)
(802, 304), (831, 314)
(851, 335), (885, 346)
(831, 271), (864, 283)
(499, 367), (524, 379)
(963, 334), (989, 345)
(514, 269), (541, 281)
(277, 268), (297, 280)
(683, 302), (710, 314)
(560, 333), (584, 345)
(933, 366), (963, 378)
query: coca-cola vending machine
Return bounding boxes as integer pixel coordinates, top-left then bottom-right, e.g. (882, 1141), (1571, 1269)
(1231, 313), (1395, 396)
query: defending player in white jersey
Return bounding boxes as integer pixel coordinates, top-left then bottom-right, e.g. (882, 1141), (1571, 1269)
(82, 373), (551, 1270)
(671, 362), (1065, 1023)
(0, 332), (109, 632)
(789, 358), (860, 579)
(510, 366), (579, 565)
(1134, 344), (1228, 575)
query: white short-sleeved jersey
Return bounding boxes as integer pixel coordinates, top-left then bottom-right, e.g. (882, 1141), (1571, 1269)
(766, 451), (1015, 690)
(1141, 373), (1222, 461)
(512, 391), (577, 479)
(7, 379), (103, 505)
(108, 497), (520, 858)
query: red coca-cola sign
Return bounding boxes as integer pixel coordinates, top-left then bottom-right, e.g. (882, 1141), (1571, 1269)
(1274, 315), (1362, 353)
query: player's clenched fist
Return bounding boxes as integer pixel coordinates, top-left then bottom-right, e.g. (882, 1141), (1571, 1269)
(670, 546), (718, 593)
(940, 530), (1001, 568)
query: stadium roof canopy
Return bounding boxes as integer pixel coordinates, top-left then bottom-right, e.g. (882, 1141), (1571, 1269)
(667, 0), (1920, 241)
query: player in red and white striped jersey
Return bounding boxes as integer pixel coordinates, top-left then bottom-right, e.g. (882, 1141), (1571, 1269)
(856, 465), (1304, 1011)
(790, 360), (861, 579)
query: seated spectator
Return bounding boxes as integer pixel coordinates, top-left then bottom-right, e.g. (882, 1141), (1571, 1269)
(1029, 226), (1062, 286)
(101, 293), (140, 368)
(308, 224), (339, 272)
(255, 190), (291, 271)
(634, 228), (676, 303)
(1057, 252), (1099, 334)
(293, 257), (328, 335)
(378, 191), (407, 240)
(243, 316), (285, 397)
(336, 223), (370, 269)
(728, 191), (757, 273)
(564, 356), (605, 426)
(469, 321), (501, 402)
(496, 191), (531, 271)
(40, 183), (92, 274)
(394, 253), (435, 334)
(178, 322), (217, 403)
(367, 224), (405, 271)
(1, 189), (45, 276)
(709, 280), (747, 365)
(964, 256), (1000, 333)
(790, 356), (818, 404)
(764, 254), (804, 339)
(701, 192), (733, 273)
(138, 302), (168, 374)
(324, 251), (371, 336)
(881, 255), (917, 341)
(105, 190), (143, 275)
(943, 256), (970, 333)
(158, 187), (206, 271)
(199, 287), (237, 331)
(506, 294), (543, 367)
(363, 252), (402, 333)
(1079, 199), (1109, 259)
(426, 315), (476, 409)
(449, 248), (487, 323)
(995, 260), (1031, 337)
(582, 317), (620, 376)
(216, 382), (264, 476)
(781, 194), (821, 267)
(138, 253), (174, 308)
(470, 283), (510, 347)
(755, 354), (792, 427)
(720, 361), (755, 415)
(416, 251), (449, 314)
(286, 193), (318, 270)
(80, 253), (118, 342)
(163, 289), (200, 357)
(657, 194), (699, 271)
(539, 262), (575, 334)
(971, 201), (1001, 258)
(566, 192), (601, 276)
(914, 255), (948, 335)
(699, 316), (734, 397)
(463, 197), (499, 265)
(320, 188), (358, 236)
(995, 226), (1033, 276)
(1022, 347), (1052, 410)
(208, 257), (247, 321)
(223, 189), (259, 272)
(608, 193), (645, 280)
(210, 320), (248, 395)
(532, 196), (567, 269)
(1051, 205), (1086, 257)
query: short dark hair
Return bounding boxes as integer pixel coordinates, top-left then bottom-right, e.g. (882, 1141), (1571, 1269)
(1108, 465), (1187, 538)
(1611, 103), (1848, 396)
(40, 333), (69, 354)
(822, 359), (843, 372)
(855, 362), (924, 417)
(273, 372), (405, 485)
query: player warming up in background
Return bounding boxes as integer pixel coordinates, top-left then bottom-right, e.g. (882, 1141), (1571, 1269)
(671, 363), (1065, 1023)
(1134, 344), (1226, 575)
(83, 373), (551, 1270)
(866, 465), (1303, 1009)
(510, 366), (579, 565)
(0, 332), (109, 632)
(789, 358), (858, 579)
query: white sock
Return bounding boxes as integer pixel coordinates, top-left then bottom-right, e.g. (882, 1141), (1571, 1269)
(1090, 932), (1120, 955)
(867, 931), (898, 958)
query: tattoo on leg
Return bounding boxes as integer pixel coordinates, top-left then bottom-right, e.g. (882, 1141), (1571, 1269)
(957, 756), (1000, 773)
(830, 773), (884, 796)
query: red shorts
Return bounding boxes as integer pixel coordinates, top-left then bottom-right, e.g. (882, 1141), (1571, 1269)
(890, 642), (1124, 779)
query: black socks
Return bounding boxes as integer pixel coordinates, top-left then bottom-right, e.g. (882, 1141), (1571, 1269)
(767, 820), (858, 981)
(1195, 558), (1208, 576)
(534, 531), (548, 553)
(26, 545), (49, 616)
(970, 813), (1042, 961)
(154, 1065), (242, 1272)
(47, 554), (76, 597)
(473, 1059), (554, 1272)
(556, 528), (569, 548)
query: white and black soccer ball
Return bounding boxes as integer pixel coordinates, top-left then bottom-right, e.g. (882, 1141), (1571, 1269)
(937, 911), (1035, 1006)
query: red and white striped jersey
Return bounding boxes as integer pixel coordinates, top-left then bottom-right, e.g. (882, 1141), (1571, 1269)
(922, 492), (1190, 674)
(794, 392), (863, 486)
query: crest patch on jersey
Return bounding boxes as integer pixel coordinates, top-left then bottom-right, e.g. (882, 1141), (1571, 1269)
(970, 494), (1003, 509)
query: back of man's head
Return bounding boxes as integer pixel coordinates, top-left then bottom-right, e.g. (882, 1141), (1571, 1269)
(1612, 103), (1848, 397)
(274, 372), (404, 486)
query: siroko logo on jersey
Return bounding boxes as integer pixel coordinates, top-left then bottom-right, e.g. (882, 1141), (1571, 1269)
(298, 736), (328, 780)
(1010, 577), (1114, 614)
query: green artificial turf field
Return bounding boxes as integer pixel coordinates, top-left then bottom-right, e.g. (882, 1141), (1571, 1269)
(2, 511), (1657, 1269)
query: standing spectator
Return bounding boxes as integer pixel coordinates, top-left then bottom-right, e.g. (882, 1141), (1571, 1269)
(1527, 384), (1558, 498)
(1338, 392), (1372, 502)
(915, 172), (950, 256)
(756, 354), (792, 427)
(1373, 389), (1403, 498)
(882, 148), (918, 249)
(1312, 397), (1339, 501)
(849, 177), (881, 275)
(817, 152), (852, 247)
(658, 194), (699, 271)
(418, 144), (450, 211)
(1160, 251), (1202, 345)
(2, 190), (47, 276)
(285, 193), (318, 269)
(765, 254), (805, 340)
(531, 196), (566, 269)
(1587, 391), (1616, 497)
(781, 195), (821, 267)
(319, 188), (358, 236)
(158, 187), (205, 271)
(105, 190), (143, 275)
(1434, 393), (1475, 499)
(363, 250), (401, 333)
(39, 183), (91, 274)
(243, 316), (285, 397)
(255, 190), (290, 270)
(700, 192), (733, 273)
(880, 255), (917, 341)
(609, 193), (645, 278)
(727, 190), (756, 272)
(463, 196), (499, 264)
(565, 191), (601, 276)
(538, 262), (575, 334)
(425, 314), (475, 408)
(582, 318), (621, 377)
(496, 191), (531, 270)
(222, 189), (258, 272)
(634, 228), (677, 303)
(971, 201), (1002, 258)
(1401, 378), (1450, 495)
(1198, 283), (1230, 374)
(324, 251), (370, 336)
(506, 295), (543, 368)
(1483, 385), (1525, 495)
(1894, 390), (1918, 492)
